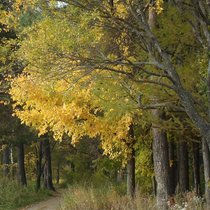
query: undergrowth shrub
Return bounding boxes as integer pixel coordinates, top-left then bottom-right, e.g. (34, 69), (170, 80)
(0, 178), (52, 210)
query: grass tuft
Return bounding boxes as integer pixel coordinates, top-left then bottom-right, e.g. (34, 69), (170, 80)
(59, 185), (156, 210)
(59, 185), (205, 210)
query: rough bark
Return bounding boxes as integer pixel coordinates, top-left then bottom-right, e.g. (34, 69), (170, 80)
(127, 147), (135, 198)
(2, 145), (10, 177)
(43, 137), (55, 191)
(178, 140), (189, 193)
(17, 143), (27, 186)
(152, 110), (170, 210)
(202, 138), (210, 210)
(192, 142), (201, 196)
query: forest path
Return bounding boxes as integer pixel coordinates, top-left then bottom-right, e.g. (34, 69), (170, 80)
(20, 190), (64, 210)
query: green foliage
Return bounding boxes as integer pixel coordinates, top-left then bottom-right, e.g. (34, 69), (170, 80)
(91, 157), (121, 187)
(60, 138), (121, 187)
(19, 9), (42, 29)
(0, 179), (52, 210)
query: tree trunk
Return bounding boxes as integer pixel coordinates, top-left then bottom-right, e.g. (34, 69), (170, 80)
(127, 147), (135, 198)
(178, 140), (189, 193)
(36, 141), (43, 191)
(168, 141), (177, 195)
(2, 145), (10, 177)
(10, 147), (16, 179)
(152, 110), (170, 210)
(56, 162), (60, 184)
(202, 138), (210, 210)
(43, 137), (55, 191)
(192, 142), (201, 196)
(17, 143), (27, 186)
(204, 56), (210, 208)
(148, 6), (170, 209)
(204, 53), (210, 209)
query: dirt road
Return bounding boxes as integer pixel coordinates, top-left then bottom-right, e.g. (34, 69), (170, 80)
(21, 191), (63, 210)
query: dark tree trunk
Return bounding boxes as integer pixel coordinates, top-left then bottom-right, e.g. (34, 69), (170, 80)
(204, 56), (210, 209)
(202, 138), (210, 210)
(152, 176), (157, 196)
(2, 145), (10, 177)
(70, 162), (75, 172)
(56, 162), (60, 184)
(152, 110), (170, 210)
(127, 147), (135, 198)
(36, 141), (43, 191)
(178, 140), (189, 193)
(43, 137), (55, 191)
(17, 143), (27, 186)
(168, 141), (177, 195)
(192, 142), (201, 196)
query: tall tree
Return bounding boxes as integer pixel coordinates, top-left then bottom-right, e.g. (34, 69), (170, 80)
(35, 140), (43, 191)
(152, 112), (170, 210)
(43, 137), (55, 191)
(2, 145), (10, 177)
(178, 139), (189, 193)
(168, 140), (177, 195)
(148, 4), (170, 209)
(192, 141), (201, 196)
(17, 142), (27, 186)
(126, 125), (136, 198)
(202, 138), (210, 209)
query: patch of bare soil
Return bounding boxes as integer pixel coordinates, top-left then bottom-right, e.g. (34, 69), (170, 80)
(21, 191), (63, 210)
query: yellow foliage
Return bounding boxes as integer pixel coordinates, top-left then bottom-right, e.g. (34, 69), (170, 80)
(155, 0), (164, 14)
(10, 72), (140, 161)
(115, 2), (128, 19)
(8, 1), (145, 162)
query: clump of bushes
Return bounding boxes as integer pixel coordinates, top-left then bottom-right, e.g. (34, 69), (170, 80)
(0, 179), (52, 210)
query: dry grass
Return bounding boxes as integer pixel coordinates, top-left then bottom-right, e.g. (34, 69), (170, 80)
(59, 185), (156, 210)
(59, 186), (205, 210)
(169, 191), (204, 210)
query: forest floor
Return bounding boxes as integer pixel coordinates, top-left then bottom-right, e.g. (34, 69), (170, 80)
(20, 190), (63, 210)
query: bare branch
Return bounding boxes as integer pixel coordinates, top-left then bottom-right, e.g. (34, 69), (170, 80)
(139, 103), (185, 112)
(132, 78), (175, 90)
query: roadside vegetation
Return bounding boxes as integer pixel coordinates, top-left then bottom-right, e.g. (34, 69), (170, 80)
(0, 179), (52, 210)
